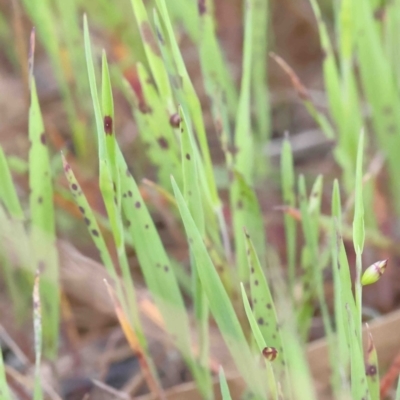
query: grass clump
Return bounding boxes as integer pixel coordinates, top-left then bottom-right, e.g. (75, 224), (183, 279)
(0, 0), (399, 399)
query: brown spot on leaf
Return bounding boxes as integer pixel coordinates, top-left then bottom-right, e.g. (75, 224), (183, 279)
(104, 116), (113, 135)
(157, 136), (169, 149)
(169, 113), (181, 128)
(79, 206), (85, 214)
(71, 183), (78, 191)
(198, 0), (206, 14)
(135, 201), (141, 208)
(84, 217), (90, 226)
(38, 196), (43, 204)
(40, 133), (46, 145)
(91, 229), (99, 237)
(366, 364), (377, 376)
(186, 153), (191, 160)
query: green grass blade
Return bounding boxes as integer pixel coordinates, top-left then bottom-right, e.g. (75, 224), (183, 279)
(118, 151), (193, 361)
(180, 106), (204, 232)
(234, 0), (254, 183)
(83, 15), (103, 158)
(0, 147), (24, 220)
(244, 232), (291, 397)
(280, 137), (296, 296)
(198, 0), (238, 118)
(353, 131), (365, 255)
(240, 283), (277, 398)
(365, 330), (379, 399)
(330, 180), (351, 397)
(134, 62), (181, 188)
(153, 0), (220, 208)
(251, 0), (270, 144)
(219, 367), (233, 400)
(84, 30), (147, 348)
(354, 0), (400, 215)
(171, 176), (266, 398)
(129, 0), (174, 111)
(353, 131), (365, 338)
(29, 79), (59, 358)
(345, 304), (369, 400)
(33, 274), (43, 400)
(231, 171), (266, 284)
(180, 106), (212, 398)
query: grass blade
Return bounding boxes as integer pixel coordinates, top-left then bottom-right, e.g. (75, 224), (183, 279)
(179, 106), (212, 398)
(171, 176), (266, 398)
(29, 79), (59, 358)
(33, 272), (43, 400)
(365, 329), (379, 399)
(231, 171), (266, 284)
(219, 367), (233, 400)
(234, 0), (254, 183)
(280, 137), (297, 296)
(240, 283), (277, 398)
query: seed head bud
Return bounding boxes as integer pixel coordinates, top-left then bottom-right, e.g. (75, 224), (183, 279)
(361, 259), (388, 286)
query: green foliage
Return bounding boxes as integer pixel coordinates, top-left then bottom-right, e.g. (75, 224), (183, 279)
(0, 0), (397, 399)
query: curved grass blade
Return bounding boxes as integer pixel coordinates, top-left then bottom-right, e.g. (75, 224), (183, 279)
(29, 79), (59, 358)
(171, 176), (266, 398)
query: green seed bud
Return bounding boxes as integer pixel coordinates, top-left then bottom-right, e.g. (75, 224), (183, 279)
(361, 259), (388, 286)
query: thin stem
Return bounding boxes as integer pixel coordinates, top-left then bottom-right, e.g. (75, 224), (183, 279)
(355, 251), (363, 342)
